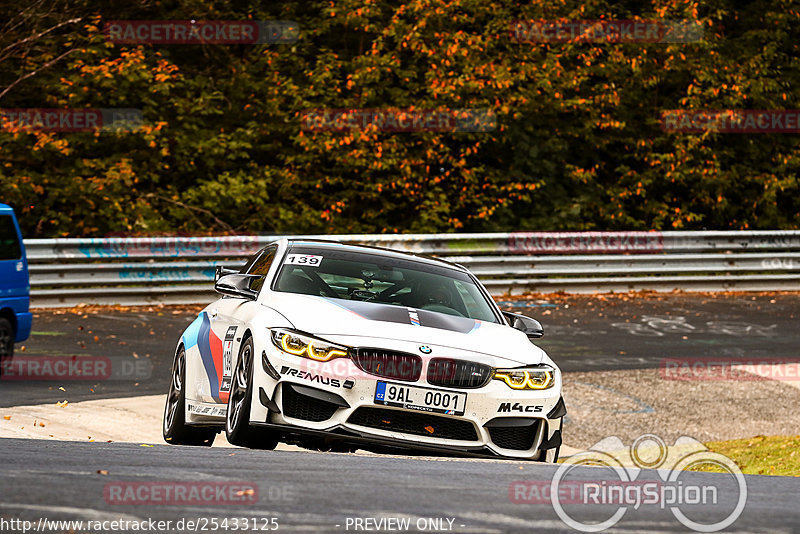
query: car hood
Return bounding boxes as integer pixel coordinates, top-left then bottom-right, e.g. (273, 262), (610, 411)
(263, 292), (544, 366)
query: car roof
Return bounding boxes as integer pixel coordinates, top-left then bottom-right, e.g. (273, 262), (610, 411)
(283, 238), (468, 272)
(0, 203), (12, 213)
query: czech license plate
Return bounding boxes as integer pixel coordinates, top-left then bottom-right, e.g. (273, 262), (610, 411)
(374, 381), (467, 416)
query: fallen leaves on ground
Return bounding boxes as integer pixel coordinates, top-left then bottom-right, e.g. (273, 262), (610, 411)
(30, 304), (204, 314)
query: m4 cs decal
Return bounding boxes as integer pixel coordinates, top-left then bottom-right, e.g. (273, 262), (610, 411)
(497, 402), (543, 413)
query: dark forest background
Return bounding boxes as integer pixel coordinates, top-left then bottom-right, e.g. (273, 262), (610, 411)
(1, 0), (798, 237)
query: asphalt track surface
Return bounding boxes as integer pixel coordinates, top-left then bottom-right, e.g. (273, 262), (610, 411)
(0, 438), (798, 533)
(2, 293), (798, 407)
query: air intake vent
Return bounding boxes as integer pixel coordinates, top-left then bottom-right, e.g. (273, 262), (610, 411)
(347, 407), (479, 442)
(427, 358), (492, 389)
(351, 348), (423, 382)
(281, 384), (340, 422)
(486, 420), (541, 450)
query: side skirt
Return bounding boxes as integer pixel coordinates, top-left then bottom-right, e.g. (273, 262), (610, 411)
(185, 400), (226, 428)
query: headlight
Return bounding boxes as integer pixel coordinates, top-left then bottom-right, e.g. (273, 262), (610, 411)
(493, 365), (555, 390)
(270, 329), (349, 362)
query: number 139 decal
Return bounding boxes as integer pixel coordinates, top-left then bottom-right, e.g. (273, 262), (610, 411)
(284, 254), (323, 267)
(220, 326), (237, 393)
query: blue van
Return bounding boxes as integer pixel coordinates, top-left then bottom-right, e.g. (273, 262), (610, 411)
(0, 203), (31, 359)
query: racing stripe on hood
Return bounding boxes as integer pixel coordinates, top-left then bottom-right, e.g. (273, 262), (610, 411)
(322, 298), (480, 334)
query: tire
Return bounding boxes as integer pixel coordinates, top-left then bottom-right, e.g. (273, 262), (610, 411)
(163, 347), (216, 446)
(0, 317), (14, 358)
(225, 336), (279, 449)
(0, 317), (14, 377)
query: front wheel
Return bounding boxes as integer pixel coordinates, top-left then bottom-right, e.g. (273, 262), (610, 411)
(163, 347), (216, 446)
(225, 336), (278, 449)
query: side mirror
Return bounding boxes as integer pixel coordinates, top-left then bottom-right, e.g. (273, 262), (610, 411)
(502, 311), (544, 339)
(215, 266), (240, 282)
(214, 274), (261, 300)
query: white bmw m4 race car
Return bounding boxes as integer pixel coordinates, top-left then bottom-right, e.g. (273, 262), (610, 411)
(163, 239), (566, 461)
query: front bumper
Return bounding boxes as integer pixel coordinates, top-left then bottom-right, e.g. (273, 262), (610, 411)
(15, 311), (32, 343)
(249, 338), (565, 460)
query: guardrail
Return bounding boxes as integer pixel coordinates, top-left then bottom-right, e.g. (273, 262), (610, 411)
(24, 231), (800, 307)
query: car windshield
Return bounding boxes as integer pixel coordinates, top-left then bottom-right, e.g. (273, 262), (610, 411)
(271, 245), (500, 323)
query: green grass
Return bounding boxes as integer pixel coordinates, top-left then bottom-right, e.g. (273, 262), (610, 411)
(696, 435), (800, 477)
(560, 436), (800, 477)
(30, 331), (66, 336)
